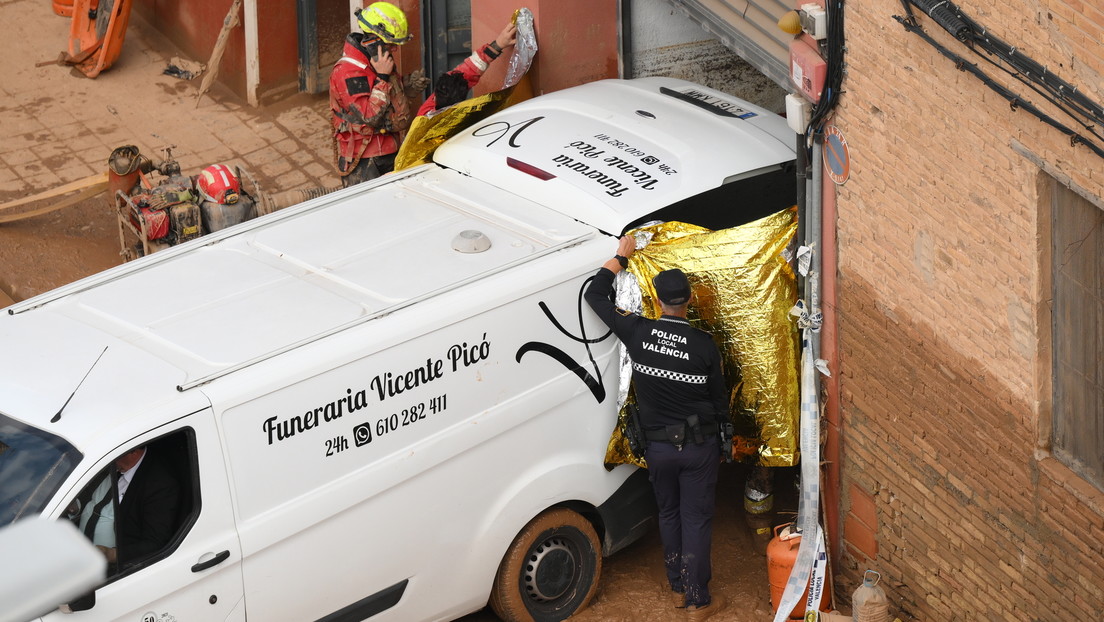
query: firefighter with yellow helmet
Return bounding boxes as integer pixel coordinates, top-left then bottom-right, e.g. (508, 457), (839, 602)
(329, 2), (413, 187)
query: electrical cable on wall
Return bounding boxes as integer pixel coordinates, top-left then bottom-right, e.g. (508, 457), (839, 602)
(895, 0), (1104, 159)
(908, 0), (1104, 142)
(910, 0), (1104, 127)
(973, 55), (1104, 146)
(773, 3), (847, 621)
(806, 0), (845, 157)
(811, 0), (845, 126)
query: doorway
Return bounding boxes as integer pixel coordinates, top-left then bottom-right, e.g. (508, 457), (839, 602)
(422, 0), (472, 98)
(298, 0), (354, 94)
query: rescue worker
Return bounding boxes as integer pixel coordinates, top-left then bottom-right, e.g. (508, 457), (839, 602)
(330, 2), (413, 187)
(583, 235), (729, 621)
(415, 20), (517, 117)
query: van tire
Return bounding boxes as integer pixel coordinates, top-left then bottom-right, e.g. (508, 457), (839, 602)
(489, 508), (602, 622)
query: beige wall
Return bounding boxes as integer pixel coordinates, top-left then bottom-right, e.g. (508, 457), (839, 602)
(834, 0), (1104, 618)
(472, 0), (620, 98)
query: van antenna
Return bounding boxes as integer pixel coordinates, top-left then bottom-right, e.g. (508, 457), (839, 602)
(51, 346), (108, 423)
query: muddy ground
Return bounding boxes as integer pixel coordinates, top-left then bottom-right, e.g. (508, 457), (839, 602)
(0, 85), (337, 306)
(458, 464), (805, 622)
(0, 189), (121, 305)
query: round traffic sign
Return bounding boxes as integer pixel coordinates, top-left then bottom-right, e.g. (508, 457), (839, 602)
(823, 125), (850, 185)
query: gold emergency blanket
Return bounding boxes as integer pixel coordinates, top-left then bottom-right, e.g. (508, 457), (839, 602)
(393, 84), (525, 171)
(604, 209), (801, 468)
(394, 8), (537, 172)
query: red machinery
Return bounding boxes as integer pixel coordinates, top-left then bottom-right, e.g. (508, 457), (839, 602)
(109, 145), (260, 262)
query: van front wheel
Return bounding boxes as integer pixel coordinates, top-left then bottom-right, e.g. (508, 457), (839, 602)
(489, 508), (602, 622)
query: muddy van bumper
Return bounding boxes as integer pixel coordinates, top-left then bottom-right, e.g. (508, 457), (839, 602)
(597, 468), (656, 556)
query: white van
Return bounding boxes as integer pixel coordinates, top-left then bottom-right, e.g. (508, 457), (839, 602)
(0, 77), (795, 622)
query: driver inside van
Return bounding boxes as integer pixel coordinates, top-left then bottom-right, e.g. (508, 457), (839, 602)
(77, 445), (182, 571)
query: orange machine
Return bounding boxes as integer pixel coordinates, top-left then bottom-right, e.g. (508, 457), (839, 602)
(52, 0), (88, 17)
(68, 0), (133, 78)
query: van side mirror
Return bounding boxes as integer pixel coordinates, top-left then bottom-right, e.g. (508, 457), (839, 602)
(0, 519), (105, 621)
(65, 590), (97, 612)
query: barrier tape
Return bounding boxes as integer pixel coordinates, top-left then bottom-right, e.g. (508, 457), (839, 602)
(789, 299), (823, 332)
(773, 327), (822, 622)
(805, 525), (828, 620)
(797, 244), (813, 277)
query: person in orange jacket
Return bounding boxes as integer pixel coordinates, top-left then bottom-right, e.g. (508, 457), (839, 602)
(329, 2), (413, 187)
(416, 20), (517, 117)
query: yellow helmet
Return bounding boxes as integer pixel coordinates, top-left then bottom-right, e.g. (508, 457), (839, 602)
(356, 2), (411, 44)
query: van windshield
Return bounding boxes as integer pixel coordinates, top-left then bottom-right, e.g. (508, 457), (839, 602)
(0, 413), (81, 525)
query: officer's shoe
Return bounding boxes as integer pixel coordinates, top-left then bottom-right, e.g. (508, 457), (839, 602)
(685, 594), (727, 621)
(671, 590), (686, 608)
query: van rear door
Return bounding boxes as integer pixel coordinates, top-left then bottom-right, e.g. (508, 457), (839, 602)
(433, 77), (796, 234)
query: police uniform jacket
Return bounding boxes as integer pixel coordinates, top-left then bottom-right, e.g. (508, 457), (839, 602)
(584, 267), (728, 431)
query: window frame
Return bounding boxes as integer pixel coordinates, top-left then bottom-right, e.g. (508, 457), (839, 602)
(61, 427), (200, 586)
(1041, 172), (1104, 495)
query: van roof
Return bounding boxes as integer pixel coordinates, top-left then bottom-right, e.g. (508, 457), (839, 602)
(0, 77), (795, 444)
(433, 77), (795, 234)
(0, 166), (595, 439)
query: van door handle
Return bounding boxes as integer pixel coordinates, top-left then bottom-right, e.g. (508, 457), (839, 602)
(191, 550), (231, 573)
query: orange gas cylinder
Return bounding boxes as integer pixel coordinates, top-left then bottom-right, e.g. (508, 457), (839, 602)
(767, 523), (832, 620)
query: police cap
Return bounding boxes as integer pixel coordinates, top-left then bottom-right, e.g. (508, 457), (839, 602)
(653, 269), (691, 305)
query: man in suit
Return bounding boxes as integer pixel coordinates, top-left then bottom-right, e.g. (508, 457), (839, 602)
(96, 446), (182, 571)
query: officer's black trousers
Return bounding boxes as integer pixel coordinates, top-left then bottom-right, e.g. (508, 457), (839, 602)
(645, 437), (720, 608)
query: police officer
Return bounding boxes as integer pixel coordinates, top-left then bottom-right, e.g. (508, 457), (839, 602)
(583, 235), (728, 620)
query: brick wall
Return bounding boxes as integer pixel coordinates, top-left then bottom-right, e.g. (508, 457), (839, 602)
(834, 0), (1104, 619)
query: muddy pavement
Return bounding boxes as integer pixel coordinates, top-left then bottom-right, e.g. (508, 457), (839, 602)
(460, 463), (800, 622)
